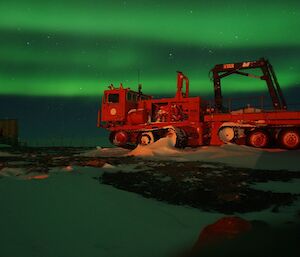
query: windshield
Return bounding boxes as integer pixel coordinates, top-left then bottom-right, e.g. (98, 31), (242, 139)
(108, 93), (119, 103)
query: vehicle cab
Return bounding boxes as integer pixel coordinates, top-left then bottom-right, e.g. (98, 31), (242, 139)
(98, 84), (151, 127)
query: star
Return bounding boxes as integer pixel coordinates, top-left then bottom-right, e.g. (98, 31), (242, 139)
(168, 52), (174, 59)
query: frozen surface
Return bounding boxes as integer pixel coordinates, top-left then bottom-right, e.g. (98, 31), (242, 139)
(0, 169), (221, 257)
(80, 138), (300, 171)
(0, 151), (19, 157)
(0, 167), (25, 177)
(80, 146), (130, 157)
(128, 138), (300, 171)
(130, 135), (180, 157)
(0, 166), (299, 257)
(1, 146), (300, 257)
(251, 179), (300, 194)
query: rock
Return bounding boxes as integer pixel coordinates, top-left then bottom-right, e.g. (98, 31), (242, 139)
(194, 216), (252, 248)
(217, 193), (240, 202)
(83, 159), (106, 167)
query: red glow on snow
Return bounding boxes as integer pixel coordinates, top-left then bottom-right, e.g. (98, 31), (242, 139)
(29, 174), (49, 180)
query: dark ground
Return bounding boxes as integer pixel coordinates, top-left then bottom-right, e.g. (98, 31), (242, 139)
(1, 146), (300, 215)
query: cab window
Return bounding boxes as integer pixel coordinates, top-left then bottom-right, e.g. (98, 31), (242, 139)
(132, 93), (138, 101)
(126, 92), (132, 101)
(127, 92), (138, 101)
(108, 93), (119, 103)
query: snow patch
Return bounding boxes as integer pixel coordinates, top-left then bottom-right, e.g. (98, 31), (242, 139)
(7, 161), (31, 165)
(102, 163), (115, 169)
(80, 147), (130, 157)
(0, 169), (223, 257)
(0, 151), (19, 157)
(128, 139), (300, 171)
(129, 134), (180, 157)
(63, 165), (73, 172)
(0, 167), (49, 180)
(157, 176), (172, 182)
(199, 164), (219, 169)
(0, 167), (25, 177)
(252, 179), (300, 194)
(182, 177), (203, 183)
(104, 163), (149, 174)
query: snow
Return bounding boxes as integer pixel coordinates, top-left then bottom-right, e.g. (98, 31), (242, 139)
(1, 150), (300, 256)
(102, 163), (150, 174)
(0, 167), (25, 177)
(79, 136), (300, 171)
(129, 133), (180, 157)
(0, 167), (50, 180)
(102, 163), (115, 169)
(0, 151), (19, 157)
(63, 165), (74, 172)
(80, 147), (130, 157)
(0, 168), (222, 257)
(128, 139), (300, 171)
(251, 179), (300, 194)
(7, 161), (31, 165)
(0, 165), (299, 257)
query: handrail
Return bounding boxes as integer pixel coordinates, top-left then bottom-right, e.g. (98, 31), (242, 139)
(176, 71), (189, 99)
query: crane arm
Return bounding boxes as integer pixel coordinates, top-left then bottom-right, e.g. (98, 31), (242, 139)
(210, 58), (287, 112)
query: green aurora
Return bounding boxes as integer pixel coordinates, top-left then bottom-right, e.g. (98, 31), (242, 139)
(0, 0), (299, 96)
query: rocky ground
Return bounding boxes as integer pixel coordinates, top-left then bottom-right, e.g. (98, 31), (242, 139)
(1, 146), (300, 215)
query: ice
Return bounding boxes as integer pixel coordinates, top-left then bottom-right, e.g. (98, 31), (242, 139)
(103, 163), (150, 174)
(199, 164), (218, 169)
(251, 179), (300, 194)
(0, 167), (25, 177)
(0, 145), (299, 256)
(7, 161), (31, 165)
(0, 167), (49, 180)
(0, 169), (222, 257)
(157, 176), (172, 182)
(129, 139), (300, 171)
(0, 151), (19, 157)
(0, 165), (299, 257)
(80, 147), (130, 157)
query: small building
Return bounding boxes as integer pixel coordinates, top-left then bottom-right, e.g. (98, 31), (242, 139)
(0, 119), (18, 146)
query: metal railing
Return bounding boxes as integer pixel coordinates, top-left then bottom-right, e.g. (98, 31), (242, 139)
(205, 95), (300, 113)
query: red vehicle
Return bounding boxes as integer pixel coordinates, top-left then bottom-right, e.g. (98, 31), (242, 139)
(98, 58), (300, 149)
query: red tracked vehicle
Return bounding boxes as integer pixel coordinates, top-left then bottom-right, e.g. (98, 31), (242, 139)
(98, 58), (300, 149)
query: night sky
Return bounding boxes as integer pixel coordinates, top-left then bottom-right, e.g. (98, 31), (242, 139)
(0, 0), (299, 145)
(1, 0), (300, 97)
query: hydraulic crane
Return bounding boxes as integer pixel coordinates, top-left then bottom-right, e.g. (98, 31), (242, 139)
(211, 58), (287, 112)
(98, 58), (300, 149)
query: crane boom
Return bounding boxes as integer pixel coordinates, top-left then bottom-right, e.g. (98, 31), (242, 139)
(210, 58), (287, 112)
